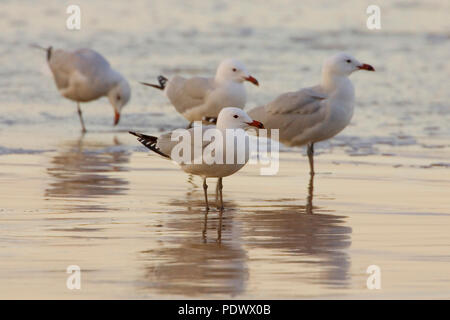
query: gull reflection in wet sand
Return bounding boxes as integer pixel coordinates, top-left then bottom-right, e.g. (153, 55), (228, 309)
(45, 135), (130, 212)
(140, 174), (351, 297)
(242, 173), (352, 288)
(139, 177), (247, 297)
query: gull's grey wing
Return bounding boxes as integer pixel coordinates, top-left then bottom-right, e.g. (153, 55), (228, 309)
(48, 48), (112, 94)
(165, 76), (215, 114)
(265, 85), (327, 115)
(156, 125), (215, 160)
(248, 86), (328, 146)
(133, 127), (251, 178)
(71, 48), (111, 80)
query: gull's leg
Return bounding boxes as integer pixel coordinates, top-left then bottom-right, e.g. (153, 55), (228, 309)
(217, 177), (224, 210)
(203, 177), (209, 210)
(77, 102), (87, 133)
(307, 143), (315, 175)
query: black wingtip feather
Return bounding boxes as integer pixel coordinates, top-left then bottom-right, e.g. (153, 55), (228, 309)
(129, 131), (170, 159)
(157, 75), (168, 88)
(30, 44), (52, 61)
(140, 75), (168, 90)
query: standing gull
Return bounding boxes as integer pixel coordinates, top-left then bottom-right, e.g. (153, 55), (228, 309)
(129, 107), (264, 210)
(249, 52), (374, 174)
(141, 59), (259, 126)
(34, 45), (131, 132)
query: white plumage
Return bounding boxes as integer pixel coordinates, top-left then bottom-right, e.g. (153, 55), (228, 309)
(130, 107), (264, 210)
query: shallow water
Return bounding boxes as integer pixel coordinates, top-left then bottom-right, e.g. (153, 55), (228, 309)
(0, 0), (449, 299)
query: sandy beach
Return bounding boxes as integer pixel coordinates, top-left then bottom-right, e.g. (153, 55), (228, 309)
(0, 0), (449, 299)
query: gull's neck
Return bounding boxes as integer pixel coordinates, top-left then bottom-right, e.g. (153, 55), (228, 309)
(320, 70), (352, 93)
(215, 74), (241, 87)
(216, 122), (246, 131)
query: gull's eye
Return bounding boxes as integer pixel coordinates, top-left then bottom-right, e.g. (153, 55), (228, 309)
(346, 59), (351, 63)
(233, 115), (238, 118)
(117, 95), (121, 100)
(232, 68), (237, 72)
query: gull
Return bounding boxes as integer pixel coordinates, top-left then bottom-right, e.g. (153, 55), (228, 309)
(141, 58), (259, 127)
(33, 45), (131, 132)
(248, 52), (374, 174)
(129, 107), (264, 210)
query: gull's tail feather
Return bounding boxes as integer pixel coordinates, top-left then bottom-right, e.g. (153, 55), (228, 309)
(30, 44), (52, 61)
(129, 131), (170, 158)
(140, 75), (168, 90)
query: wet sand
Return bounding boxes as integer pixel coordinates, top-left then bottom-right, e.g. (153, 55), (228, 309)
(1, 0), (449, 299)
(0, 133), (449, 299)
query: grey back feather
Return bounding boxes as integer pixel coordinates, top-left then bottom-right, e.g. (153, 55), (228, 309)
(165, 76), (215, 114)
(265, 86), (327, 115)
(48, 48), (115, 99)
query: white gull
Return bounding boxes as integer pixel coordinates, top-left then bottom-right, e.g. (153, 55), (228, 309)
(141, 58), (258, 127)
(249, 52), (374, 174)
(129, 107), (264, 210)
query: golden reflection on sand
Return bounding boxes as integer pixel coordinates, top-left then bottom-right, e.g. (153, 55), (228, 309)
(139, 208), (247, 296)
(136, 172), (351, 296)
(45, 135), (130, 212)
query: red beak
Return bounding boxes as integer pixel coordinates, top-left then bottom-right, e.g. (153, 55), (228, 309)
(244, 75), (259, 86)
(246, 120), (264, 129)
(114, 111), (120, 126)
(358, 63), (375, 71)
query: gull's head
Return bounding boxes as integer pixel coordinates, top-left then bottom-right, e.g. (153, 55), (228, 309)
(323, 52), (375, 77)
(216, 107), (264, 130)
(108, 79), (131, 126)
(215, 58), (259, 86)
